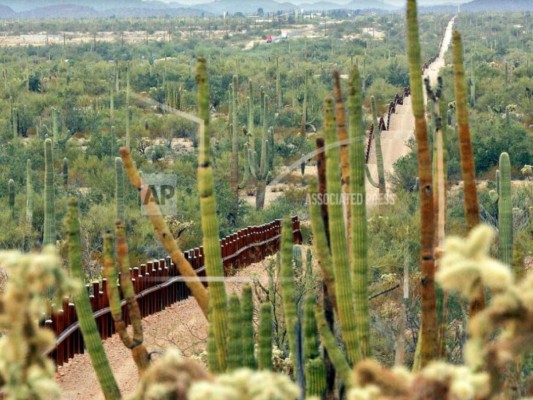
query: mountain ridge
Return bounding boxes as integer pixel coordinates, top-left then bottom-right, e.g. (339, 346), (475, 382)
(0, 0), (530, 19)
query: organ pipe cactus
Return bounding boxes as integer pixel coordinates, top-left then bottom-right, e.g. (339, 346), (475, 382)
(406, 0), (438, 366)
(115, 157), (125, 222)
(8, 179), (15, 219)
(103, 226), (150, 375)
(452, 29), (485, 315)
(258, 302), (273, 370)
(300, 70), (308, 135)
(196, 57), (228, 371)
(323, 96), (359, 364)
(241, 285), (257, 369)
(66, 198), (121, 399)
(226, 294), (242, 371)
(280, 218), (300, 370)
(497, 152), (512, 266)
(303, 294), (326, 397)
(43, 138), (56, 246)
(348, 68), (371, 359)
(119, 147), (209, 317)
(370, 96), (386, 196)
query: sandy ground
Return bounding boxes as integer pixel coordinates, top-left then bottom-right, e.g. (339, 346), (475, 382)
(56, 258), (272, 400)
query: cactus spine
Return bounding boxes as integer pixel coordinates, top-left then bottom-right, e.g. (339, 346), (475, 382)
(371, 96), (386, 196)
(8, 179), (15, 219)
(452, 30), (485, 316)
(26, 160), (33, 227)
(66, 198), (121, 399)
(498, 152), (512, 265)
(227, 294), (242, 371)
(406, 0), (438, 367)
(43, 138), (56, 246)
(241, 284), (257, 369)
(115, 157), (125, 222)
(258, 302), (273, 370)
(196, 57), (228, 371)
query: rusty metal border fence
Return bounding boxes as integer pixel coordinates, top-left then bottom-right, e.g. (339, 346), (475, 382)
(365, 86), (411, 164)
(45, 216), (302, 367)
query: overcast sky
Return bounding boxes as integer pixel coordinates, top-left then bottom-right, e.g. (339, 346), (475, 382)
(158, 0), (467, 4)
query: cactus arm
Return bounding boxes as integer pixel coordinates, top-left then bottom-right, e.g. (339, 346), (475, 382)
(115, 221), (150, 373)
(498, 153), (512, 265)
(207, 311), (221, 373)
(371, 96), (386, 195)
(406, 0), (438, 367)
(333, 71), (351, 238)
(226, 294), (242, 371)
(241, 284), (257, 369)
(258, 302), (273, 370)
(115, 157), (125, 222)
(66, 198), (121, 400)
(103, 232), (133, 349)
(308, 180), (337, 312)
(280, 218), (299, 368)
(324, 96), (359, 365)
(119, 147), (209, 317)
(349, 67), (371, 359)
(365, 165), (381, 188)
(452, 31), (480, 230)
(304, 294), (326, 398)
(196, 57), (228, 371)
(43, 138), (56, 246)
(452, 30), (485, 316)
(314, 305), (352, 387)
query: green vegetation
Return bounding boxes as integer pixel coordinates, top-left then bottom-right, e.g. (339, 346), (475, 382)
(0, 2), (531, 399)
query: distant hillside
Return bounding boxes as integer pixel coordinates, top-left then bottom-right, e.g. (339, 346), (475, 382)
(18, 5), (100, 19)
(101, 7), (208, 18)
(461, 0), (533, 12)
(0, 4), (14, 17)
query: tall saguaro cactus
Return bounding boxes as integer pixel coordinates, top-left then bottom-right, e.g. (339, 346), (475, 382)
(66, 198), (121, 399)
(452, 30), (485, 315)
(196, 57), (228, 371)
(497, 152), (512, 265)
(348, 68), (371, 359)
(406, 0), (437, 368)
(229, 76), (239, 217)
(43, 138), (56, 246)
